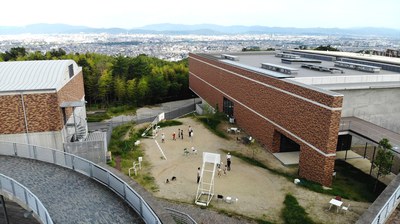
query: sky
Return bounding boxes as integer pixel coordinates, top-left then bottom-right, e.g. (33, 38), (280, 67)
(2, 0), (400, 29)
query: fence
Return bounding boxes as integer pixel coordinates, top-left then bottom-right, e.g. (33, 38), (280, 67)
(165, 208), (197, 224)
(0, 141), (161, 224)
(104, 99), (199, 149)
(356, 174), (400, 224)
(340, 120), (400, 174)
(0, 173), (53, 224)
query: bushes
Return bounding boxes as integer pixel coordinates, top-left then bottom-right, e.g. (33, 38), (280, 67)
(158, 120), (183, 128)
(197, 113), (228, 139)
(282, 194), (315, 224)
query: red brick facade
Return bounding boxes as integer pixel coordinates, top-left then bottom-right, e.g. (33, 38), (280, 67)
(0, 71), (85, 135)
(189, 53), (343, 186)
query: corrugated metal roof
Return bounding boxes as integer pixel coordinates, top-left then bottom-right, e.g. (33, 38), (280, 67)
(0, 60), (80, 92)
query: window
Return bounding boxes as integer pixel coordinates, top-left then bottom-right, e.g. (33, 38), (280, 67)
(223, 97), (234, 117)
(68, 64), (74, 78)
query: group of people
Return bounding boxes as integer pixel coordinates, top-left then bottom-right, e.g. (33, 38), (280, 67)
(217, 152), (232, 177)
(162, 126), (194, 143)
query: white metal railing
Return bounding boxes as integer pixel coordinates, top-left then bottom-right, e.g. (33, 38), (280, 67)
(0, 173), (53, 224)
(371, 183), (400, 224)
(356, 174), (400, 224)
(0, 141), (161, 224)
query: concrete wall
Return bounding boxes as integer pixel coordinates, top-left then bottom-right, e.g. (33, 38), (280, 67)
(0, 131), (64, 150)
(189, 53), (343, 186)
(337, 88), (400, 133)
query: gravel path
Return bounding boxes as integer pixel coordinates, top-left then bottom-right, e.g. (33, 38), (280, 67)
(0, 156), (143, 224)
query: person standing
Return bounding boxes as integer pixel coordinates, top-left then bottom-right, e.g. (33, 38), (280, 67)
(188, 126), (192, 137)
(172, 132), (176, 140)
(197, 167), (201, 184)
(181, 130), (184, 139)
(161, 133), (165, 143)
(227, 152), (231, 171)
(178, 128), (181, 139)
(190, 130), (194, 142)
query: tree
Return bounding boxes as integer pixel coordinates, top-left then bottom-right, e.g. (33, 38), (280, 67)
(314, 45), (339, 51)
(372, 138), (394, 192)
(114, 76), (126, 102)
(2, 47), (27, 61)
(98, 69), (113, 105)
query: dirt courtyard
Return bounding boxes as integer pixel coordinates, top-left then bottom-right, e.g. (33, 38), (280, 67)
(140, 117), (370, 223)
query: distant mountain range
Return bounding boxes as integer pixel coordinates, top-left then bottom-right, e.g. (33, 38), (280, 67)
(0, 23), (399, 37)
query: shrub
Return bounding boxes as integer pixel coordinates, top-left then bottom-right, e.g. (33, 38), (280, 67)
(282, 194), (315, 224)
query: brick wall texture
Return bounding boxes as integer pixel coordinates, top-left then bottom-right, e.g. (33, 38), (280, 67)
(189, 53), (343, 186)
(0, 71), (85, 135)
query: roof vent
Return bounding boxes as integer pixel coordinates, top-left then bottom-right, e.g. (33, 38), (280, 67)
(334, 61), (381, 73)
(275, 52), (300, 59)
(221, 54), (239, 61)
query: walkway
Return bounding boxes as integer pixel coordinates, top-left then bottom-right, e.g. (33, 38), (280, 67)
(340, 116), (400, 147)
(0, 156), (143, 224)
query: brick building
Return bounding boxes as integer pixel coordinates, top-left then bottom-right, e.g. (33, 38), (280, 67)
(0, 60), (87, 150)
(189, 50), (400, 186)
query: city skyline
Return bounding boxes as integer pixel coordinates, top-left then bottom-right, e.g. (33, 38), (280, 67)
(2, 0), (400, 30)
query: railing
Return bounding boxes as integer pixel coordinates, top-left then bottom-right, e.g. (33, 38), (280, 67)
(165, 208), (197, 224)
(0, 173), (53, 224)
(356, 174), (400, 224)
(339, 120), (352, 132)
(0, 141), (161, 224)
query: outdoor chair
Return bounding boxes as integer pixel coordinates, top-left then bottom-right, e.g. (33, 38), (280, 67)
(341, 204), (350, 213)
(217, 194), (224, 202)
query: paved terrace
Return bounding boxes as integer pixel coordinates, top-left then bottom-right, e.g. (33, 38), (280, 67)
(0, 156), (144, 224)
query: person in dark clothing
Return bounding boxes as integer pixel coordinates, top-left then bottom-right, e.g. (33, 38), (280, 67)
(197, 167), (201, 183)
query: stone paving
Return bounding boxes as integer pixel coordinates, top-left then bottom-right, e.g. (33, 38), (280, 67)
(0, 156), (144, 224)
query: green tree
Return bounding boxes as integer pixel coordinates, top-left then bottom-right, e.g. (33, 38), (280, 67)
(26, 51), (46, 60)
(126, 79), (138, 105)
(136, 77), (150, 105)
(114, 76), (126, 102)
(2, 47), (27, 61)
(314, 45), (339, 51)
(98, 69), (113, 105)
(49, 48), (66, 58)
(373, 138), (394, 192)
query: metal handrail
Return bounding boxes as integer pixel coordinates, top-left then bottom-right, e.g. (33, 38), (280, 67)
(356, 174), (400, 224)
(0, 141), (161, 224)
(165, 208), (197, 224)
(0, 173), (53, 224)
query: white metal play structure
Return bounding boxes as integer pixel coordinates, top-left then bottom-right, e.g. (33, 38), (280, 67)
(141, 112), (165, 138)
(195, 152), (220, 206)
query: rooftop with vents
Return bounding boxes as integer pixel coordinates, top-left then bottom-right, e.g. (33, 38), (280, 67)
(207, 50), (400, 91)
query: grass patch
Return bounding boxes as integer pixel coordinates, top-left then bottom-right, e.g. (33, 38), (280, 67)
(282, 194), (315, 224)
(87, 112), (111, 122)
(158, 120), (183, 128)
(107, 105), (137, 116)
(197, 113), (228, 139)
(226, 150), (293, 179)
(108, 123), (158, 192)
(108, 124), (134, 156)
(331, 159), (385, 202)
(224, 150), (384, 202)
(86, 105), (136, 122)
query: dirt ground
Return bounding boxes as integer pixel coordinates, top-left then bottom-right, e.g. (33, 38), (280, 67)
(139, 117), (370, 224)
